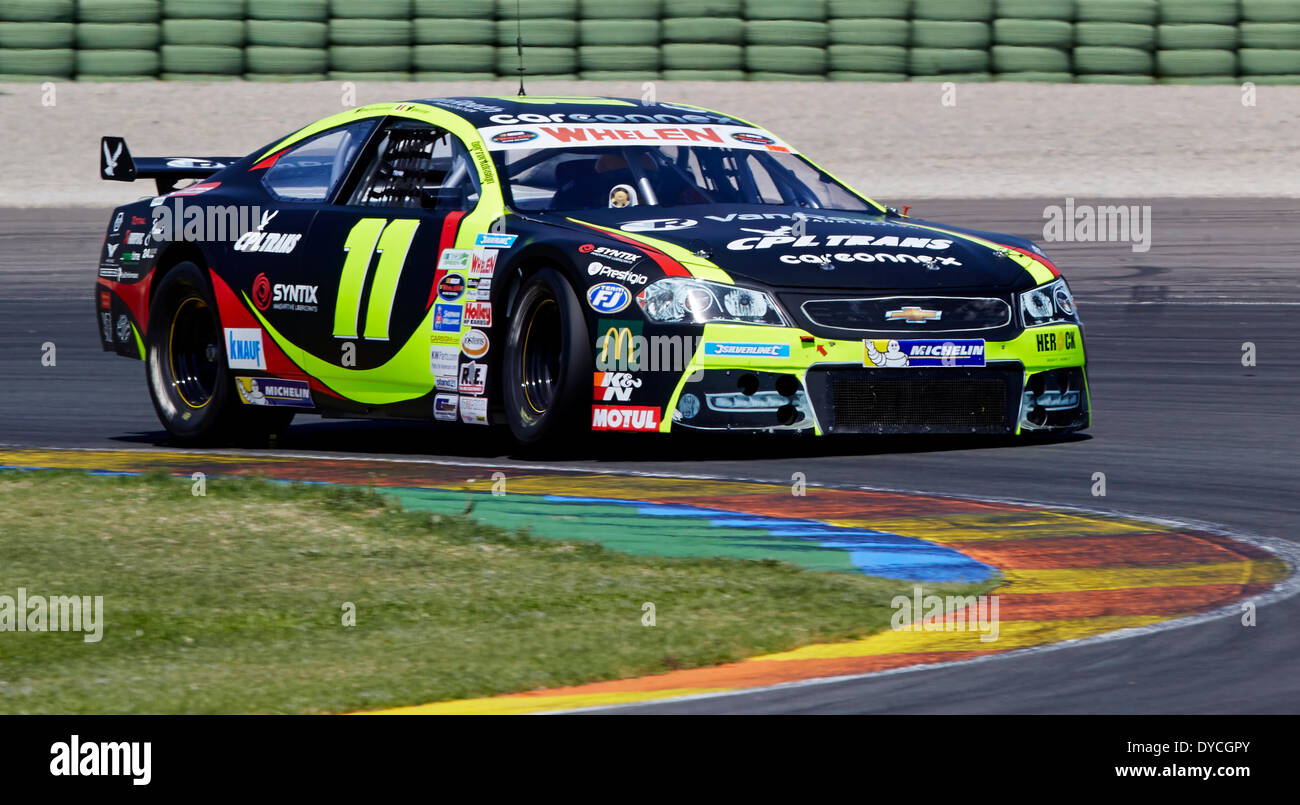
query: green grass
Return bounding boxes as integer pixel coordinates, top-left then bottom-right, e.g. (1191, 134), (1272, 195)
(0, 470), (995, 714)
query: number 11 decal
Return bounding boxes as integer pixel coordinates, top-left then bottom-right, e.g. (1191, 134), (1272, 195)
(333, 218), (420, 340)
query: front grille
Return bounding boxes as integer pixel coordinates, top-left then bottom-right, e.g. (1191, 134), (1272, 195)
(799, 296), (1012, 333)
(806, 366), (1021, 434)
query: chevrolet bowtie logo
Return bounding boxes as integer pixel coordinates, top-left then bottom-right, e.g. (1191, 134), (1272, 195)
(885, 306), (942, 324)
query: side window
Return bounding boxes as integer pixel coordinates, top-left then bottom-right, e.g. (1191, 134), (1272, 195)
(346, 121), (481, 212)
(741, 153), (785, 205)
(261, 119), (376, 202)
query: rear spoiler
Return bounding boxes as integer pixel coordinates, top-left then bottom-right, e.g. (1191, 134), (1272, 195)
(100, 136), (242, 194)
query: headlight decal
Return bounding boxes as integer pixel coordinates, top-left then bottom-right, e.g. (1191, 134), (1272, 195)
(1019, 278), (1079, 328)
(637, 278), (788, 327)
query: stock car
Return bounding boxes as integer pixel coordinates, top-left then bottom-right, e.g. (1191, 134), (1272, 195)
(94, 95), (1088, 445)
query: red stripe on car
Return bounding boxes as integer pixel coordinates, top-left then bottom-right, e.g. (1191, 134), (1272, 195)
(572, 221), (691, 278)
(427, 211), (467, 309)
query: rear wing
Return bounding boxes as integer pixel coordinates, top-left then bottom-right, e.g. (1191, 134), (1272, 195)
(100, 136), (242, 194)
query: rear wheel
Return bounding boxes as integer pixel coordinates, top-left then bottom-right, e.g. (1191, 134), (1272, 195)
(503, 268), (591, 445)
(145, 262), (293, 444)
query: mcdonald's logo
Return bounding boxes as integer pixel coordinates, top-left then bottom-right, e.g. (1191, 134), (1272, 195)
(595, 318), (641, 371)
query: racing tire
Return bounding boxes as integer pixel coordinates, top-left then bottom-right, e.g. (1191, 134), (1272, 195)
(993, 20), (1074, 48)
(76, 0), (157, 23)
(663, 18), (743, 44)
(911, 21), (990, 50)
(1075, 73), (1155, 84)
(162, 19), (246, 47)
(580, 0), (659, 19)
(827, 71), (908, 81)
(75, 49), (159, 76)
(496, 45), (577, 75)
(413, 0), (494, 19)
(745, 0), (826, 21)
(145, 263), (293, 445)
(993, 71), (1073, 82)
(1157, 24), (1239, 50)
(577, 20), (658, 46)
(1075, 0), (1159, 25)
(161, 45), (244, 75)
(247, 21), (328, 48)
(414, 18), (494, 44)
(1239, 23), (1300, 49)
(75, 23), (161, 50)
(1158, 0), (1238, 25)
(911, 0), (992, 21)
(502, 268), (592, 446)
(328, 45), (412, 72)
(0, 48), (74, 75)
(1240, 48), (1300, 74)
(666, 0), (742, 13)
(502, 0), (577, 17)
(828, 45), (906, 73)
(163, 0), (245, 19)
(908, 47), (990, 75)
(328, 19), (412, 46)
(1243, 0), (1300, 22)
(1072, 46), (1154, 74)
(663, 43), (742, 70)
(1074, 23), (1157, 50)
(0, 22), (74, 48)
(0, 0), (75, 22)
(828, 19), (908, 46)
(329, 0), (411, 19)
(249, 0), (330, 21)
(579, 45), (660, 71)
(827, 0), (905, 16)
(994, 0), (1074, 19)
(744, 45), (827, 74)
(501, 18), (579, 47)
(746, 21), (829, 47)
(1156, 49), (1236, 76)
(992, 46), (1070, 73)
(413, 70), (497, 80)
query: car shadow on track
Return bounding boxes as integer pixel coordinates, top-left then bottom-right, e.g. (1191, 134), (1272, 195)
(110, 418), (1090, 465)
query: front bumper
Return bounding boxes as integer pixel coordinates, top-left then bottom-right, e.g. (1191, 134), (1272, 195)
(662, 322), (1089, 436)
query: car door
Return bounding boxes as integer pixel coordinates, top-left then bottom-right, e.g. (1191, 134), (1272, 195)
(306, 118), (483, 399)
(245, 118), (379, 368)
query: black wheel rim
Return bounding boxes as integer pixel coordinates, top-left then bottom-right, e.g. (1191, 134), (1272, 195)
(169, 297), (220, 409)
(521, 297), (562, 414)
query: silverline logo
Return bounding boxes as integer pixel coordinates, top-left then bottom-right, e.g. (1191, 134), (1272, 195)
(50, 735), (151, 786)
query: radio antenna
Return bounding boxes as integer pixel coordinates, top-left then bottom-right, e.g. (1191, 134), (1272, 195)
(515, 0), (526, 96)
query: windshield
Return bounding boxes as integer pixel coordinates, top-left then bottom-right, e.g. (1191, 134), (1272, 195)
(491, 145), (875, 214)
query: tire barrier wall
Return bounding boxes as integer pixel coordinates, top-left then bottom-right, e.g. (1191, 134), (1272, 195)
(0, 0), (1296, 83)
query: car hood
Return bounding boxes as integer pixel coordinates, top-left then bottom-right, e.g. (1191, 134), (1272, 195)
(558, 205), (1042, 292)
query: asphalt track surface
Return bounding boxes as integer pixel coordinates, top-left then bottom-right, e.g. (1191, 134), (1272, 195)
(1, 199), (1297, 713)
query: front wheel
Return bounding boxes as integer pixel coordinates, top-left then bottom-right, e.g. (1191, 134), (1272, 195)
(145, 262), (293, 444)
(502, 268), (592, 445)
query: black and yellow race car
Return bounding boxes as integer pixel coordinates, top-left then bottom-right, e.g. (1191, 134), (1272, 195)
(95, 95), (1088, 445)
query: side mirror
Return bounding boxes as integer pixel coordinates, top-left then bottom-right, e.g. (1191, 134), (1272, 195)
(421, 186), (466, 211)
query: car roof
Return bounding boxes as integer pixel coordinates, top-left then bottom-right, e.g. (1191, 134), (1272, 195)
(406, 96), (750, 129)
